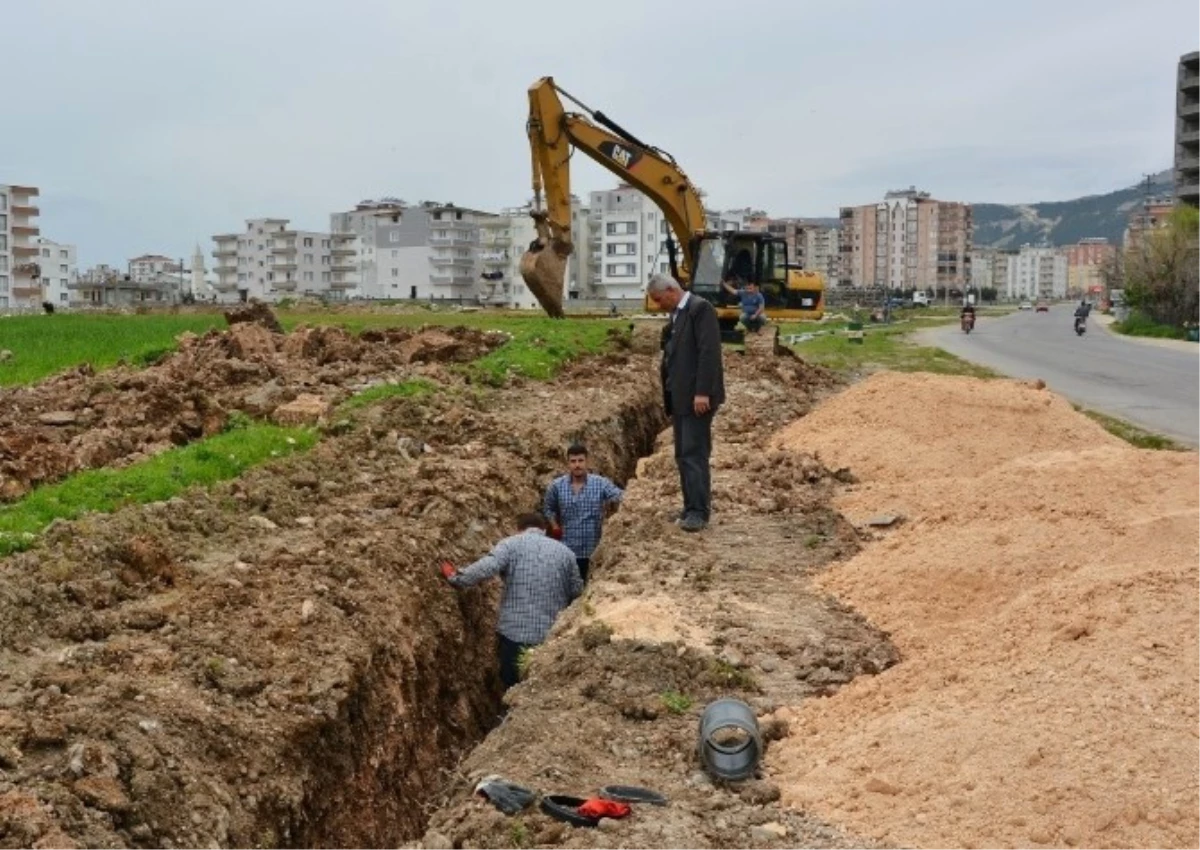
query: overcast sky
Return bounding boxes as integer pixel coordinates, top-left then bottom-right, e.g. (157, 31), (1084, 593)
(4, 0), (1197, 266)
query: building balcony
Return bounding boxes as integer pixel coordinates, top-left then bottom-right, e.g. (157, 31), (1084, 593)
(430, 273), (474, 285)
(10, 204), (38, 216)
(271, 243), (295, 254)
(11, 225), (39, 236)
(331, 261), (357, 272)
(272, 279), (298, 291)
(273, 261), (297, 271)
(11, 245), (37, 257)
(479, 250), (510, 263)
(428, 235), (476, 247)
(214, 264), (236, 274)
(1181, 101), (1200, 118)
(430, 255), (473, 268)
(330, 245), (357, 257)
(11, 282), (43, 295)
(1177, 156), (1200, 172)
(214, 280), (239, 292)
(1182, 71), (1200, 91)
(9, 185), (38, 199)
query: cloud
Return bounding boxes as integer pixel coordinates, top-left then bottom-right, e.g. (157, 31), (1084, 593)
(2, 0), (1196, 265)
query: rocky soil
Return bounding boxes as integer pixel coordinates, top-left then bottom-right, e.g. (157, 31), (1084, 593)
(0, 319), (505, 501)
(0, 320), (662, 848)
(418, 346), (896, 849)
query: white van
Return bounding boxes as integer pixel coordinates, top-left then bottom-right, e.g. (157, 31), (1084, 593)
(912, 292), (930, 306)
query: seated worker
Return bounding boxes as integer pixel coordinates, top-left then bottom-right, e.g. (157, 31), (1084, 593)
(721, 277), (767, 333)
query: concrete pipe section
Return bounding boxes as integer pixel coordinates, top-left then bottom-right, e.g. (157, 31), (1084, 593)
(697, 698), (762, 781)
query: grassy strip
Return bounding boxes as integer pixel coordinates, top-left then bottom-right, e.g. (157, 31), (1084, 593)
(777, 319), (999, 378)
(1112, 311), (1190, 340)
(0, 313), (227, 386)
(1075, 407), (1187, 451)
(338, 377), (438, 411)
(0, 422), (317, 556)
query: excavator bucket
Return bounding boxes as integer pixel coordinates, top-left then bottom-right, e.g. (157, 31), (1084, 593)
(519, 237), (569, 319)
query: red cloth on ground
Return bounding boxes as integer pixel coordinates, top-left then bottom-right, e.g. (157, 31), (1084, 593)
(577, 798), (631, 819)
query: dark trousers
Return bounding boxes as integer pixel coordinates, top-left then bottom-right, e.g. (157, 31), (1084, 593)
(576, 557), (590, 584)
(673, 412), (714, 521)
(497, 633), (530, 690)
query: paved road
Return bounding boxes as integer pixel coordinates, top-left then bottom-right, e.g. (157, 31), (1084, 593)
(922, 306), (1199, 446)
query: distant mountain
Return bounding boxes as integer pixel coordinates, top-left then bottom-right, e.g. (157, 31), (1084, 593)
(971, 169), (1173, 249)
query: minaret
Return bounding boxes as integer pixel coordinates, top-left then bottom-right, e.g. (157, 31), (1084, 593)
(191, 244), (205, 297)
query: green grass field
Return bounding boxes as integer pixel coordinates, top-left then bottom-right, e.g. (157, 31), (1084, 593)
(0, 421), (317, 556)
(0, 308), (623, 388)
(0, 313), (228, 386)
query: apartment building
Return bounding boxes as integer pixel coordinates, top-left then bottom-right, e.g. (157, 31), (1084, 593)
(1177, 51), (1199, 207)
(0, 184), (41, 309)
(128, 254), (182, 283)
(838, 187), (972, 290)
(1063, 238), (1115, 297)
(1123, 199), (1176, 254)
(35, 238), (76, 307)
(212, 218), (350, 303)
(586, 186), (674, 300)
(330, 200), (498, 302)
(969, 248), (1021, 295)
(1007, 245), (1068, 300)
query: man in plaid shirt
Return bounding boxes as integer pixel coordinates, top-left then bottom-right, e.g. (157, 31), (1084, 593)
(542, 443), (623, 583)
(441, 513), (582, 689)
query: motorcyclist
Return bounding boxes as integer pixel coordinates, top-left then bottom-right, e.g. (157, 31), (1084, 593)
(960, 302), (976, 328)
(1073, 301), (1088, 332)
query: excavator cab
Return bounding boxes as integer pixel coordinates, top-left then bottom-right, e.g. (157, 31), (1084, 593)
(686, 232), (823, 341)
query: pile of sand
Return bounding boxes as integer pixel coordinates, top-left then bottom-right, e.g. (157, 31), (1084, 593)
(770, 372), (1199, 848)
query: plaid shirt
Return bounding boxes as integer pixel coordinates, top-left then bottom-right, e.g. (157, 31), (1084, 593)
(449, 529), (583, 645)
(543, 474), (623, 560)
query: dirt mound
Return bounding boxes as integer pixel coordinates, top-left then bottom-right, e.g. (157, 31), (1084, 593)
(222, 299), (283, 334)
(0, 348), (664, 848)
(0, 324), (504, 501)
(419, 351), (885, 849)
(770, 372), (1200, 848)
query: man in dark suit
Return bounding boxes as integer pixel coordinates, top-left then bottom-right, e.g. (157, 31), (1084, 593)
(647, 273), (726, 532)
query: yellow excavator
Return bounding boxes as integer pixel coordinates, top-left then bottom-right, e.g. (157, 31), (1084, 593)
(519, 76), (824, 342)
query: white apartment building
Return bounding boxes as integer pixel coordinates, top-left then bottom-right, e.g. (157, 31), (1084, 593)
(128, 254), (182, 283)
(477, 199), (597, 308)
(1007, 245), (1068, 300)
(0, 184), (41, 310)
(35, 238), (76, 307)
(330, 201), (498, 302)
(586, 185), (698, 300)
(212, 218), (352, 303)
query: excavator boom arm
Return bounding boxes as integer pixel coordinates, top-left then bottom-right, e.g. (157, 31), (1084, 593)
(522, 78), (707, 315)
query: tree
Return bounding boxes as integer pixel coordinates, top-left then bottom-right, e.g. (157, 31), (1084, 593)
(1123, 206), (1199, 327)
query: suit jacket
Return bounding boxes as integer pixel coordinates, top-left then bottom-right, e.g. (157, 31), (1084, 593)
(661, 295), (726, 417)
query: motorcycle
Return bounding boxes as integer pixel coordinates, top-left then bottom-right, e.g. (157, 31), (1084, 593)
(1074, 316), (1086, 336)
(961, 313), (975, 334)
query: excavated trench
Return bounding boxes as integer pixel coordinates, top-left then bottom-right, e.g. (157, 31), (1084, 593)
(295, 392), (666, 847)
(0, 345), (667, 850)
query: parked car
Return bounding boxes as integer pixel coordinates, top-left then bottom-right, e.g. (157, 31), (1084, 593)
(1019, 302), (1033, 311)
(1036, 302), (1049, 312)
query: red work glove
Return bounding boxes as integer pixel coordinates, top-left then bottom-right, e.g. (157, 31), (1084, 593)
(548, 525), (563, 541)
(577, 798), (631, 820)
(439, 561), (457, 580)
